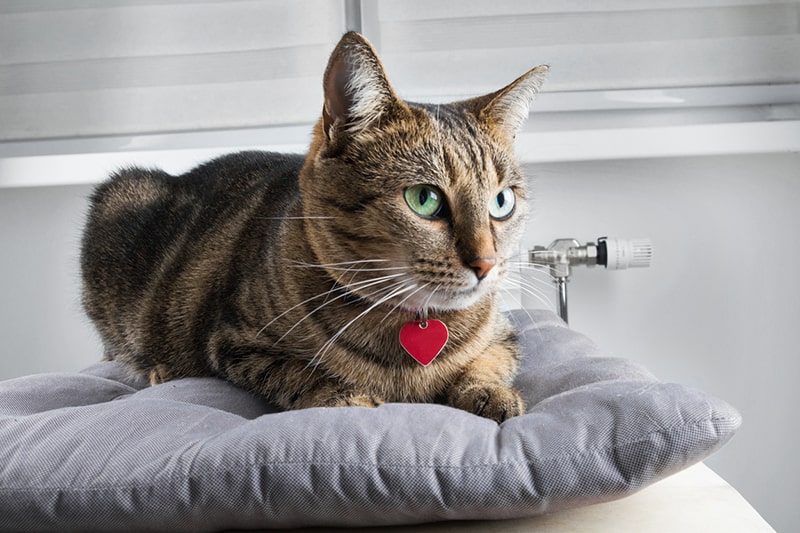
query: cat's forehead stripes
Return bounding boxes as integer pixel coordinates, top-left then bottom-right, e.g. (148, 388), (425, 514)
(417, 103), (502, 190)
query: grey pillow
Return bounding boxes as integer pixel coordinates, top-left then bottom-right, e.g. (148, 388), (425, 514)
(0, 310), (740, 531)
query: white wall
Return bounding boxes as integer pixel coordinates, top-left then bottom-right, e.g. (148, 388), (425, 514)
(522, 153), (799, 533)
(0, 152), (797, 531)
(0, 184), (101, 377)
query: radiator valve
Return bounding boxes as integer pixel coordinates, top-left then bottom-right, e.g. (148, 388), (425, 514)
(528, 237), (653, 323)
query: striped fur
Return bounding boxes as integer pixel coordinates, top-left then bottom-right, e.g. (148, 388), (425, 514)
(81, 32), (547, 423)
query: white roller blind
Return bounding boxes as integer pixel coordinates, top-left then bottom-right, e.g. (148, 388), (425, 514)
(1, 0), (798, 186)
(364, 0), (800, 99)
(0, 0), (346, 141)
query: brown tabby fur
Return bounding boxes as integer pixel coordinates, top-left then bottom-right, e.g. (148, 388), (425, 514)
(81, 32), (547, 423)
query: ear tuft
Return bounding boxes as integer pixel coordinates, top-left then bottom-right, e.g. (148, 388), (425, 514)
(322, 32), (398, 141)
(479, 65), (549, 139)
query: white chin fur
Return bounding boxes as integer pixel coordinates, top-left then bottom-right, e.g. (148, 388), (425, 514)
(401, 279), (494, 312)
(354, 267), (501, 313)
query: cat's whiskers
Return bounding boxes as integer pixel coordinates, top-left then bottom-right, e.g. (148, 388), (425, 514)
(332, 260), (381, 307)
(292, 258), (416, 265)
(507, 260), (559, 279)
(273, 274), (409, 344)
(290, 258), (389, 266)
(379, 281), (432, 325)
(507, 253), (552, 264)
(505, 268), (558, 293)
(421, 282), (443, 315)
(288, 258), (416, 273)
(499, 285), (536, 321)
(497, 285), (546, 346)
(507, 251), (559, 270)
(504, 269), (555, 294)
(504, 261), (555, 285)
(312, 265), (414, 272)
(304, 281), (416, 376)
(254, 216), (339, 220)
(255, 271), (407, 339)
(289, 258), (391, 267)
(500, 272), (555, 310)
(296, 279), (412, 382)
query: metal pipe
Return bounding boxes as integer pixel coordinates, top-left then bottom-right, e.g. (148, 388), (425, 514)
(556, 277), (568, 323)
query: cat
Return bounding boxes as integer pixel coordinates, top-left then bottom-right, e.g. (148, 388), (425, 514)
(80, 32), (548, 423)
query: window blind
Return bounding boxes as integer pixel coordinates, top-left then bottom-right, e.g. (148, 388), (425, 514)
(363, 0), (800, 100)
(0, 0), (346, 141)
(1, 0), (798, 185)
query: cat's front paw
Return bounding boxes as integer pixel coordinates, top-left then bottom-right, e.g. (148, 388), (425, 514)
(288, 381), (385, 410)
(330, 393), (385, 408)
(448, 383), (525, 423)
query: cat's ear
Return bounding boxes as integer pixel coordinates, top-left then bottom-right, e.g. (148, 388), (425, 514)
(475, 65), (549, 140)
(322, 32), (401, 143)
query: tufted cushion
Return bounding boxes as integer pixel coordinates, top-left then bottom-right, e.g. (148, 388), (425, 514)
(0, 310), (740, 531)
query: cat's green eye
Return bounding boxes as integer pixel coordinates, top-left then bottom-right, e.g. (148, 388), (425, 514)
(489, 188), (516, 220)
(404, 184), (444, 219)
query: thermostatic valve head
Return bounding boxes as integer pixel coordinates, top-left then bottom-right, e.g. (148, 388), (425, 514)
(597, 238), (653, 270)
(529, 237), (653, 271)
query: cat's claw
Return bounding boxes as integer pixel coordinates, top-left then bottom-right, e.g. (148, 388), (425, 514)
(449, 383), (525, 424)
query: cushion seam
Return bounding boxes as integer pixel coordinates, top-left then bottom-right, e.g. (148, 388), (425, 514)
(0, 414), (739, 493)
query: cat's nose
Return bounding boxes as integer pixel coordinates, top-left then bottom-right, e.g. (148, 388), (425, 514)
(468, 257), (496, 281)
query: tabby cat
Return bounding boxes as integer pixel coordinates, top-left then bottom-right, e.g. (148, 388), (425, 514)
(81, 32), (547, 423)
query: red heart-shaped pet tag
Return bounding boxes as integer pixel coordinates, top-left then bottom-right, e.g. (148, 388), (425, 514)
(399, 319), (449, 366)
